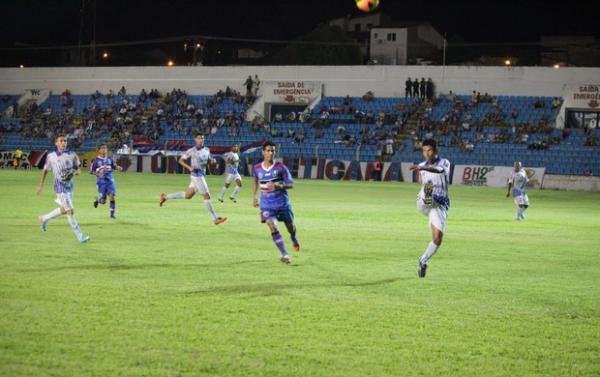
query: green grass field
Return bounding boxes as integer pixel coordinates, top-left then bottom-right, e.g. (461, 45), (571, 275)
(1, 169), (599, 377)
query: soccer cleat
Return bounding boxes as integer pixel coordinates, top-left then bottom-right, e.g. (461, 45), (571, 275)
(423, 180), (433, 205)
(159, 193), (167, 207)
(38, 215), (47, 232)
(93, 199), (98, 208)
(280, 254), (291, 264)
(293, 243), (300, 252)
(229, 197), (237, 203)
(218, 198), (224, 203)
(213, 216), (228, 225)
(110, 214), (116, 219)
(79, 235), (91, 243)
(418, 261), (428, 278)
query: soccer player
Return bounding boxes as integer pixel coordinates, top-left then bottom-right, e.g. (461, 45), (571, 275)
(252, 141), (300, 264)
(90, 143), (122, 218)
(37, 135), (90, 243)
(217, 144), (242, 203)
(507, 160), (529, 221)
(409, 139), (450, 278)
(159, 133), (227, 225)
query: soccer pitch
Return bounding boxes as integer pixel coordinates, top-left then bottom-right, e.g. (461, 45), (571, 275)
(1, 169), (599, 377)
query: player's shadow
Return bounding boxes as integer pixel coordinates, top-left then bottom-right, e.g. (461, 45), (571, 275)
(17, 259), (266, 273)
(182, 277), (405, 298)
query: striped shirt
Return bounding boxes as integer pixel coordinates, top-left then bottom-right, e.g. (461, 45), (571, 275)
(44, 150), (80, 193)
(417, 157), (451, 209)
(181, 146), (212, 177)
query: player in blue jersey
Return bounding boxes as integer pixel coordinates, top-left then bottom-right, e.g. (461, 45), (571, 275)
(409, 139), (451, 278)
(90, 144), (122, 218)
(507, 160), (529, 221)
(37, 135), (90, 243)
(252, 141), (300, 264)
(217, 144), (242, 203)
(159, 133), (227, 225)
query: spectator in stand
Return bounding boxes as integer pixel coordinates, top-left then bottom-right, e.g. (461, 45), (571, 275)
(253, 75), (260, 96)
(471, 91), (478, 106)
(118, 86), (126, 96)
(244, 76), (254, 96)
(583, 164), (592, 176)
(405, 77), (412, 97)
(420, 78), (427, 99)
(446, 90), (456, 102)
(412, 78), (420, 97)
(426, 78), (434, 100)
(362, 91), (375, 102)
(552, 97), (562, 109)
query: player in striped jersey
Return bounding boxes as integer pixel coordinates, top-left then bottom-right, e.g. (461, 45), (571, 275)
(409, 139), (450, 278)
(37, 135), (90, 243)
(159, 133), (227, 225)
(252, 141), (300, 264)
(507, 161), (529, 221)
(217, 144), (242, 203)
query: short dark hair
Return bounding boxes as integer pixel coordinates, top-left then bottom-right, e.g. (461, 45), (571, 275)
(194, 132), (204, 138)
(54, 134), (66, 141)
(97, 143), (107, 150)
(262, 140), (275, 150)
(422, 139), (437, 151)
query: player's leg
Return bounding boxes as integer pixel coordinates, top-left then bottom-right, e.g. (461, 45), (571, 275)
(229, 177), (242, 202)
(266, 218), (290, 263)
(95, 183), (107, 208)
(198, 177), (226, 224)
(218, 176), (232, 202)
(38, 196), (66, 231)
(418, 208), (446, 278)
(62, 194), (90, 243)
(282, 210), (300, 251)
(108, 193), (116, 218)
(160, 182), (194, 206)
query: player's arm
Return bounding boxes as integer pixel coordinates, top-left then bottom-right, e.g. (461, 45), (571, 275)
(178, 156), (194, 173)
(252, 174), (259, 208)
(506, 179), (513, 198)
(409, 164), (445, 174)
(73, 154), (81, 176)
(112, 159), (123, 172)
(37, 169), (48, 194)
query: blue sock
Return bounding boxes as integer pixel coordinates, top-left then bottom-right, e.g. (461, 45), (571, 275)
(110, 200), (115, 216)
(290, 231), (299, 246)
(271, 231), (288, 256)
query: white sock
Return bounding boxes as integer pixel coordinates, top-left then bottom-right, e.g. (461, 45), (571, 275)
(42, 208), (62, 222)
(419, 242), (439, 264)
(203, 199), (218, 220)
(218, 187), (227, 200)
(231, 186), (240, 198)
(166, 192), (185, 199)
(67, 215), (83, 240)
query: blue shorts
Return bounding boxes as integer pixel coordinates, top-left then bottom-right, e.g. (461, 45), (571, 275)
(97, 181), (116, 197)
(260, 208), (294, 224)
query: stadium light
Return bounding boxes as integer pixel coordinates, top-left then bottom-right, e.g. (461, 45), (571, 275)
(102, 52), (109, 59)
(19, 64), (24, 68)
(553, 64), (560, 69)
(167, 60), (175, 66)
(504, 59), (512, 66)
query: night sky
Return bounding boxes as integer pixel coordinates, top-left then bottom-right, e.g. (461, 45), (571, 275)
(1, 0), (598, 65)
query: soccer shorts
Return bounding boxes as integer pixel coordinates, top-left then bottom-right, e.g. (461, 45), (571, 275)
(97, 181), (116, 197)
(514, 192), (529, 206)
(417, 200), (447, 233)
(189, 175), (209, 194)
(260, 208), (294, 224)
(225, 173), (242, 185)
(55, 192), (74, 211)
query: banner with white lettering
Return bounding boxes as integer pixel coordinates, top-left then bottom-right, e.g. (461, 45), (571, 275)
(453, 165), (545, 189)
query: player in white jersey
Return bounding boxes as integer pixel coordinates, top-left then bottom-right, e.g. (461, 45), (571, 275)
(409, 139), (450, 278)
(507, 161), (529, 221)
(159, 133), (227, 225)
(217, 144), (242, 203)
(37, 135), (90, 243)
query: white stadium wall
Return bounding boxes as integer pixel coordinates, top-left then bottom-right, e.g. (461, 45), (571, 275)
(1, 65), (599, 99)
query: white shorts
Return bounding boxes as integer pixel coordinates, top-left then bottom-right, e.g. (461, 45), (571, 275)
(417, 201), (448, 233)
(189, 175), (209, 194)
(514, 193), (529, 206)
(54, 192), (74, 211)
(225, 173), (242, 185)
